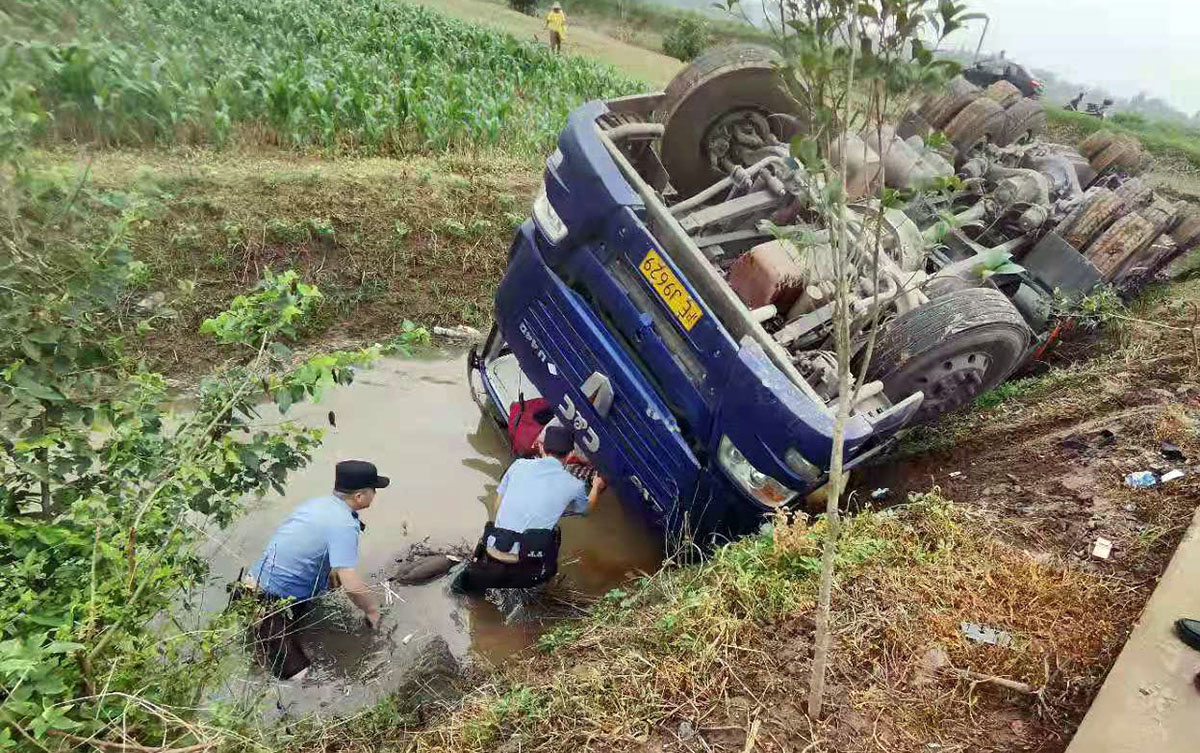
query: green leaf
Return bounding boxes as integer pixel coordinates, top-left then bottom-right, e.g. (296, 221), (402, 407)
(992, 262), (1026, 276)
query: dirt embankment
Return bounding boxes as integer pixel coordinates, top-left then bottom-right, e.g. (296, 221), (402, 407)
(48, 146), (540, 375)
(286, 280), (1200, 753)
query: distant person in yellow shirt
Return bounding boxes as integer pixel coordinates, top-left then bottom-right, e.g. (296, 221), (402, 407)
(545, 2), (566, 54)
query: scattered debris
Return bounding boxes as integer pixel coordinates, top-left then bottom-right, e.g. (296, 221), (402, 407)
(1161, 469), (1185, 484)
(134, 290), (167, 315)
(871, 487), (891, 501)
(961, 621), (1014, 648)
(402, 633), (414, 645)
(391, 554), (458, 585)
(677, 720), (697, 742)
(432, 324), (484, 343)
(1124, 470), (1158, 489)
(941, 666), (1037, 695)
(741, 719), (761, 753)
(327, 410), (337, 428)
(1161, 441), (1186, 462)
(913, 645), (950, 687)
(1091, 537), (1113, 560)
(949, 471), (963, 478)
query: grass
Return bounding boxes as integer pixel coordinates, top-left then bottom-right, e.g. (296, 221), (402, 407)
(3, 0), (642, 155)
(33, 146), (540, 375)
(290, 491), (1188, 752)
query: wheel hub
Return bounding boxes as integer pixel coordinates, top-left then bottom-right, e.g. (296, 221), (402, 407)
(703, 109), (773, 174)
(914, 351), (991, 414)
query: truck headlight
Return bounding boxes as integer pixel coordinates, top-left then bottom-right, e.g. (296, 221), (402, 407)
(784, 447), (823, 485)
(532, 186), (567, 243)
(718, 436), (799, 508)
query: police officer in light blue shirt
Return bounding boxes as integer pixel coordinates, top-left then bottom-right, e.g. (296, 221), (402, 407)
(457, 425), (606, 592)
(247, 459), (389, 679)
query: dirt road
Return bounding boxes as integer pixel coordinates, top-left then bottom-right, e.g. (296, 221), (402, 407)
(410, 0), (683, 86)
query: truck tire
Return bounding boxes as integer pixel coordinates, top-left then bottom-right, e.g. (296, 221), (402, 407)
(896, 107), (933, 140)
(1085, 212), (1162, 280)
(920, 76), (980, 129)
(999, 97), (1046, 146)
(656, 44), (797, 196)
(943, 97), (1006, 161)
(1079, 130), (1119, 160)
(1057, 188), (1125, 249)
(1090, 139), (1140, 175)
(1171, 203), (1200, 251)
(864, 287), (1031, 424)
(1114, 177), (1154, 209)
(984, 80), (1023, 109)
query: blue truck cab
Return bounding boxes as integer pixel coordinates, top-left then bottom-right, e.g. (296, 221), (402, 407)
(468, 93), (923, 542)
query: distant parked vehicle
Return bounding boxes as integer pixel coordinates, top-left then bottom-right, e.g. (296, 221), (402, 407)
(963, 59), (1044, 98)
(1085, 99), (1114, 119)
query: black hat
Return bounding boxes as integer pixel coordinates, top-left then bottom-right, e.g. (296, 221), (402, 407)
(335, 460), (390, 493)
(543, 425), (574, 456)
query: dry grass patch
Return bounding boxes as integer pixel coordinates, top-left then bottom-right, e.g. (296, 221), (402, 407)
(36, 146), (541, 374)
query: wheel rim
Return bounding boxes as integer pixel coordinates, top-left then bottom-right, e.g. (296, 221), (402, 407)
(913, 350), (991, 414)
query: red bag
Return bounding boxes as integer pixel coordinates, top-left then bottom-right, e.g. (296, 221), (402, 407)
(507, 397), (552, 458)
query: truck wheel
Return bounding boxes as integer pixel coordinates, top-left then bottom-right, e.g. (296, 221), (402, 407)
(1090, 139), (1140, 175)
(1171, 203), (1200, 251)
(984, 80), (1023, 109)
(1057, 187), (1125, 249)
(864, 287), (1031, 424)
(920, 75), (980, 129)
(656, 44), (797, 196)
(943, 97), (1006, 161)
(1079, 129), (1119, 160)
(1000, 97), (1045, 146)
(1085, 212), (1162, 280)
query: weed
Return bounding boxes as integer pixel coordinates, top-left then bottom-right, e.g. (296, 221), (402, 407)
(266, 217), (307, 245)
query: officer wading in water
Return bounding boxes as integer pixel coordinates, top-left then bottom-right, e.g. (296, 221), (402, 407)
(456, 425), (606, 592)
(242, 460), (388, 680)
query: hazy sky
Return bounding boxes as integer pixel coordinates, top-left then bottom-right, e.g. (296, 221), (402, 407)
(946, 0), (1200, 114)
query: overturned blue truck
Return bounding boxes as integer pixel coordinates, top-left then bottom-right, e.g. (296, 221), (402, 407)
(468, 45), (1198, 542)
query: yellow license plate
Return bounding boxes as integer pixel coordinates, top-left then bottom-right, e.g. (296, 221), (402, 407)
(638, 249), (703, 331)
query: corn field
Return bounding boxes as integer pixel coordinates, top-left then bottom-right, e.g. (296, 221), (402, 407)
(0, 0), (644, 157)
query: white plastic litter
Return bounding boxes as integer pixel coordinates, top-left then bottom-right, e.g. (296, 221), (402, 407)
(1161, 469), (1185, 484)
(1091, 537), (1113, 560)
(961, 621), (1013, 647)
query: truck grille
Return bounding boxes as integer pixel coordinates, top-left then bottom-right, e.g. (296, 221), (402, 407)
(524, 300), (696, 511)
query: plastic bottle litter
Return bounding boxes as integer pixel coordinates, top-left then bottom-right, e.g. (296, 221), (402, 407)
(1124, 471), (1157, 489)
(871, 487), (890, 500)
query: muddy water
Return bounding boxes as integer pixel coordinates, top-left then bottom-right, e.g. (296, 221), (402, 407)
(195, 353), (662, 717)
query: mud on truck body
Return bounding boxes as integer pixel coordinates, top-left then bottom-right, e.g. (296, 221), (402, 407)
(468, 45), (1200, 542)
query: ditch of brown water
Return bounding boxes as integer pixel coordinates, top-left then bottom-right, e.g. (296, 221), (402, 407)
(192, 352), (664, 717)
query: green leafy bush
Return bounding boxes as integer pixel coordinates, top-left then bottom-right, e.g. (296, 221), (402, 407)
(200, 269), (323, 345)
(662, 16), (712, 62)
(0, 163), (408, 745)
